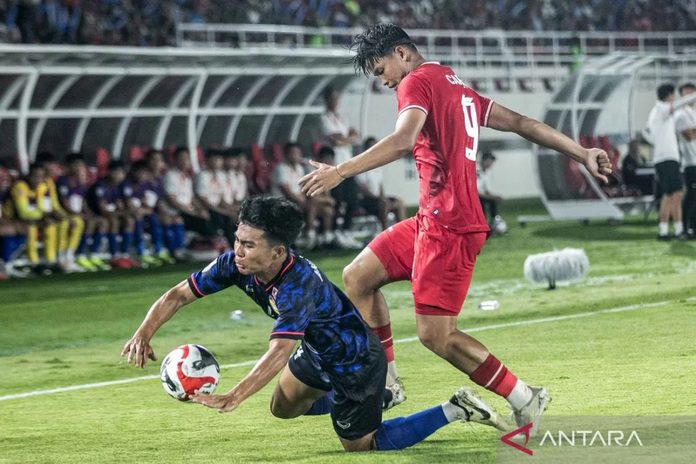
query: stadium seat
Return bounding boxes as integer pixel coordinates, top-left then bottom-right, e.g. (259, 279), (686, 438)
(95, 147), (111, 178)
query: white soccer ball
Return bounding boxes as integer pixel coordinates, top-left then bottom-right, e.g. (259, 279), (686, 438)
(160, 344), (220, 401)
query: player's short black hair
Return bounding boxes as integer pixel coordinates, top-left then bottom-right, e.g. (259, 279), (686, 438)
(238, 196), (304, 248)
(65, 153), (85, 165)
(35, 151), (57, 166)
(226, 147), (246, 158)
(144, 148), (162, 160)
(130, 160), (149, 174)
(174, 146), (189, 158)
(679, 82), (696, 94)
(284, 142), (301, 155)
(108, 160), (125, 171)
(323, 86), (336, 102)
(657, 83), (675, 101)
(350, 23), (417, 76)
(318, 146), (335, 160)
(363, 136), (377, 150)
(206, 148), (224, 159)
(28, 162), (45, 175)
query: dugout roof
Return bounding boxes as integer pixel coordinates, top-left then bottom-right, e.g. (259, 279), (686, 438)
(534, 53), (696, 221)
(0, 45), (357, 172)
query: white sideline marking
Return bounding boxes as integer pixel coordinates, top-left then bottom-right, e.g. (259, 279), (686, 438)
(0, 298), (688, 402)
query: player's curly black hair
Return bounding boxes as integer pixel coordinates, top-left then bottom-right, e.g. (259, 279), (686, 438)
(238, 196), (305, 248)
(350, 23), (417, 76)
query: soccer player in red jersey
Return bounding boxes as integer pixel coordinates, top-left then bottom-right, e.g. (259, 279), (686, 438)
(299, 24), (613, 436)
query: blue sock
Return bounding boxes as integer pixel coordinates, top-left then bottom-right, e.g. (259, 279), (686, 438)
(2, 236), (14, 262)
(174, 223), (185, 249)
(134, 220), (144, 256)
(374, 405), (449, 451)
(76, 234), (88, 255)
(91, 232), (103, 254)
(148, 214), (163, 253)
(304, 391), (334, 416)
(13, 235), (25, 255)
(163, 225), (175, 253)
(108, 233), (118, 255)
(121, 232), (133, 255)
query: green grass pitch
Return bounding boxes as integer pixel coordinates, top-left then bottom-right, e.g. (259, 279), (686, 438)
(1, 199), (696, 463)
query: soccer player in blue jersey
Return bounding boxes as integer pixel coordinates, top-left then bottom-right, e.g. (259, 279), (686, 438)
(121, 196), (509, 452)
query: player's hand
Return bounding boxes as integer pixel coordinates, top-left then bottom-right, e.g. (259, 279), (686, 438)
(121, 334), (157, 368)
(190, 392), (239, 413)
(584, 148), (612, 184)
(298, 161), (344, 197)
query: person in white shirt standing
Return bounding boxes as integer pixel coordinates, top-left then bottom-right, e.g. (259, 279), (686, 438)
(321, 87), (362, 248)
(644, 84), (696, 239)
(674, 83), (696, 238)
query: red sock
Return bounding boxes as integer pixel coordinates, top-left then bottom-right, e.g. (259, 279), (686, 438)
(469, 354), (518, 398)
(371, 324), (395, 363)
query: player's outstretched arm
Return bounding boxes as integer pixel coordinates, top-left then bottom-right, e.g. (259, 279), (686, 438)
(121, 280), (197, 368)
(191, 338), (295, 413)
(299, 108), (426, 197)
(487, 102), (613, 183)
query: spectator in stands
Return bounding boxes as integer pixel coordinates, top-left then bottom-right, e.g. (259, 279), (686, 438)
(621, 139), (653, 195)
(272, 142), (335, 249)
(675, 83), (696, 238)
(195, 149), (236, 247)
(163, 147), (216, 239)
(355, 136), (407, 231)
(477, 151), (505, 234)
(9, 163), (61, 274)
(644, 84), (686, 239)
(320, 87), (361, 244)
(222, 147), (249, 219)
(0, 160), (28, 279)
(57, 153), (111, 271)
(145, 148), (186, 259)
(87, 160), (137, 269)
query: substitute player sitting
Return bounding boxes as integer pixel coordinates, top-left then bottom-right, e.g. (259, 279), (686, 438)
(121, 196), (508, 452)
(300, 24), (613, 436)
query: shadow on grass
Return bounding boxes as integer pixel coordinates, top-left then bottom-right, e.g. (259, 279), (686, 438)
(669, 241), (696, 258)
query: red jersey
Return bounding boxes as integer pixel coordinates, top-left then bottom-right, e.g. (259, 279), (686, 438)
(397, 61), (493, 233)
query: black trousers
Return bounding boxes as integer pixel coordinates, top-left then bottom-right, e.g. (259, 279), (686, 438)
(683, 166), (696, 232)
(480, 197), (498, 224)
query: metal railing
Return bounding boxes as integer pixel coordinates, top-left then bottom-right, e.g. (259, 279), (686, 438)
(177, 24), (696, 68)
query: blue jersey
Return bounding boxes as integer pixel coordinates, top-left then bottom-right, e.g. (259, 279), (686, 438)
(188, 251), (373, 376)
(56, 175), (87, 214)
(87, 178), (122, 213)
(121, 180), (160, 209)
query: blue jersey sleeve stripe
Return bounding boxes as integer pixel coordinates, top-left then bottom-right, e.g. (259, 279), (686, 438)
(270, 331), (304, 340)
(187, 275), (205, 298)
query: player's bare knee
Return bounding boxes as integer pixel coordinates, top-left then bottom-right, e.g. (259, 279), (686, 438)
(417, 325), (448, 355)
(343, 259), (378, 297)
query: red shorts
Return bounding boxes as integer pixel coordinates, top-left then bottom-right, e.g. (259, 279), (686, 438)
(368, 215), (487, 315)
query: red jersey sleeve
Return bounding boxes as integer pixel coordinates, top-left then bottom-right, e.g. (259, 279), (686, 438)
(475, 91), (494, 127)
(397, 73), (432, 116)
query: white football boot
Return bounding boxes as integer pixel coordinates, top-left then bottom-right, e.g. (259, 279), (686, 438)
(511, 386), (550, 437)
(450, 387), (511, 431)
